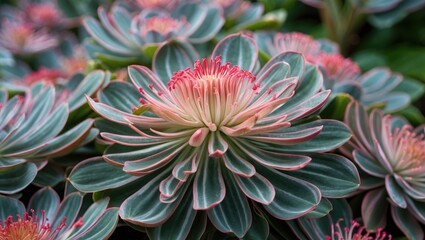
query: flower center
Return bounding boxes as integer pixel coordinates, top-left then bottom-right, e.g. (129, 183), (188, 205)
(141, 17), (185, 36)
(385, 120), (425, 176)
(316, 53), (360, 82)
(167, 56), (257, 131)
(0, 210), (65, 240)
(24, 68), (68, 86)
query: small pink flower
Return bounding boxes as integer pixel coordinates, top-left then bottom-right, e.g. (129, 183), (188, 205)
(23, 68), (68, 86)
(139, 16), (187, 37)
(316, 53), (360, 82)
(24, 3), (63, 28)
(272, 32), (321, 63)
(136, 0), (175, 9)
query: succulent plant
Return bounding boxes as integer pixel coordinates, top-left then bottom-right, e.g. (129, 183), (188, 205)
(0, 187), (118, 239)
(84, 2), (224, 67)
(255, 31), (410, 113)
(69, 33), (359, 239)
(340, 100), (425, 239)
(0, 19), (58, 56)
(0, 71), (108, 194)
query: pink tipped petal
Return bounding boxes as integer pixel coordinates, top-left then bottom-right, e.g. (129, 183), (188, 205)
(189, 128), (209, 147)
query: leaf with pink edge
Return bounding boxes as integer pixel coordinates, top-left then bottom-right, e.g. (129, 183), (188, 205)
(242, 206), (269, 240)
(68, 70), (105, 111)
(385, 175), (407, 208)
(98, 81), (140, 112)
(258, 164), (321, 220)
(28, 187), (60, 225)
(69, 157), (139, 192)
(303, 198), (333, 219)
(0, 195), (25, 220)
(74, 208), (119, 240)
(353, 150), (387, 178)
(83, 17), (136, 55)
(35, 119), (94, 158)
(52, 192), (83, 235)
(119, 166), (185, 227)
(286, 153), (360, 197)
(212, 33), (257, 71)
(406, 197), (425, 223)
(208, 169), (252, 238)
(362, 188), (388, 231)
(147, 191), (196, 240)
(223, 147), (256, 177)
(65, 197), (108, 238)
(0, 162), (37, 194)
(234, 172), (275, 204)
(153, 41), (199, 83)
(391, 205), (424, 240)
(193, 150), (225, 210)
(172, 3), (207, 36)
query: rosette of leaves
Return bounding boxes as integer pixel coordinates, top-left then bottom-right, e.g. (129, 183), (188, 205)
(340, 101), (425, 239)
(254, 31), (410, 114)
(0, 187), (118, 239)
(84, 2), (224, 68)
(70, 33), (359, 239)
(0, 71), (108, 194)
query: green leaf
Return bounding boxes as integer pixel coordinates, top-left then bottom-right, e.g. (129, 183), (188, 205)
(98, 81), (140, 112)
(147, 191), (197, 240)
(362, 188), (388, 231)
(28, 187), (60, 224)
(189, 5), (224, 43)
(0, 162), (37, 194)
(84, 17), (136, 55)
(302, 198), (332, 218)
(353, 150), (387, 178)
(52, 192), (83, 234)
(212, 33), (257, 71)
(0, 195), (25, 220)
(258, 164), (321, 220)
(208, 169), (251, 238)
(36, 119), (94, 158)
(242, 206), (269, 240)
(69, 157), (138, 192)
(234, 172), (275, 204)
(393, 77), (424, 101)
(193, 151), (225, 210)
(68, 70), (105, 111)
(119, 165), (185, 226)
(75, 208), (119, 240)
(385, 175), (407, 208)
(153, 40), (199, 83)
(287, 153), (359, 197)
(391, 205), (424, 240)
(33, 164), (65, 187)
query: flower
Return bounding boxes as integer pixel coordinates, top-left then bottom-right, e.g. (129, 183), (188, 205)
(22, 67), (68, 86)
(135, 0), (176, 9)
(84, 2), (224, 66)
(341, 101), (425, 239)
(270, 32), (321, 63)
(0, 210), (65, 240)
(71, 33), (359, 239)
(0, 19), (58, 55)
(316, 53), (360, 84)
(0, 187), (119, 240)
(24, 2), (63, 28)
(326, 220), (391, 240)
